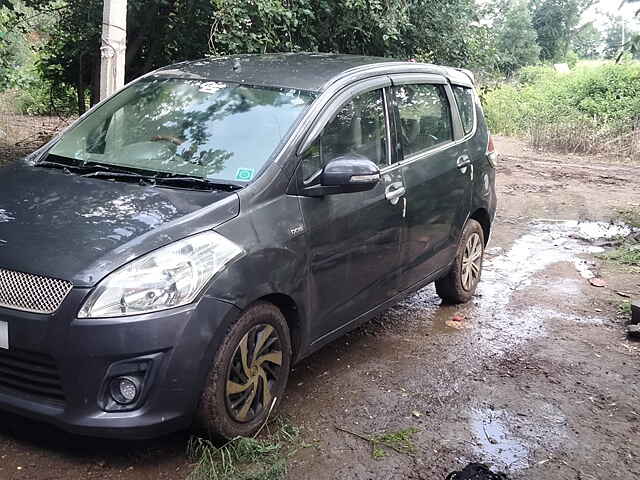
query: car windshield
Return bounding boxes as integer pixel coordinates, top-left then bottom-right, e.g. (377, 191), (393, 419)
(47, 78), (316, 183)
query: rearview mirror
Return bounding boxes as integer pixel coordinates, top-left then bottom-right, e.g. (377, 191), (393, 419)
(303, 155), (381, 197)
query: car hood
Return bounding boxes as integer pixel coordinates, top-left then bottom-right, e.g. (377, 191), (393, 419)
(0, 160), (240, 287)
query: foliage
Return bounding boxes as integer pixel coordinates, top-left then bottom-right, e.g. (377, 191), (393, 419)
(531, 0), (594, 61)
(187, 420), (301, 480)
(0, 0), (496, 115)
(483, 63), (640, 158)
(604, 15), (639, 60)
(494, 0), (540, 75)
(572, 23), (603, 59)
(602, 207), (640, 271)
(618, 0), (640, 62)
(605, 244), (640, 268)
(619, 300), (632, 316)
(0, 0), (77, 114)
(337, 425), (419, 459)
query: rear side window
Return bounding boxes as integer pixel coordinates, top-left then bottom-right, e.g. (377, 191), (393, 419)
(453, 86), (476, 135)
(392, 84), (453, 157)
(301, 88), (388, 181)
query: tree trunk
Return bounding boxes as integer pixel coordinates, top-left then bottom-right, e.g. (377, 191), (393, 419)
(77, 53), (86, 115)
(90, 58), (100, 107)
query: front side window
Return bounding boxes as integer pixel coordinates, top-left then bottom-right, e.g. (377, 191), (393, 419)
(302, 89), (388, 181)
(453, 85), (476, 135)
(48, 78), (316, 183)
(392, 84), (453, 157)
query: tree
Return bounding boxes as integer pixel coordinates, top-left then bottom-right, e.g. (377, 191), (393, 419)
(9, 0), (496, 114)
(530, 0), (594, 61)
(617, 0), (640, 62)
(572, 23), (603, 59)
(0, 0), (60, 100)
(494, 0), (540, 74)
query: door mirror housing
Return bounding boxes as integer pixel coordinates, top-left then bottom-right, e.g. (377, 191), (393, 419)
(303, 155), (381, 197)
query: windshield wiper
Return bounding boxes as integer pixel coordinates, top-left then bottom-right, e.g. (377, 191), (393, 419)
(81, 171), (240, 191)
(36, 158), (114, 174)
(81, 170), (154, 183)
(153, 176), (242, 191)
(36, 156), (242, 191)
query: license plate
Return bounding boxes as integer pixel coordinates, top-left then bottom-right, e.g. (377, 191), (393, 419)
(0, 321), (7, 349)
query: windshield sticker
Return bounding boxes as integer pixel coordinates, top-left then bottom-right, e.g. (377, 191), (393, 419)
(199, 82), (227, 94)
(235, 168), (255, 182)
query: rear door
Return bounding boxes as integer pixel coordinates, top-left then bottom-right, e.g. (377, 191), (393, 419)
(389, 74), (472, 289)
(295, 80), (406, 342)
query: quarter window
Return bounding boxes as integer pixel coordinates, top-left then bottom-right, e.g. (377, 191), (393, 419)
(302, 89), (388, 181)
(392, 84), (453, 157)
(453, 86), (476, 135)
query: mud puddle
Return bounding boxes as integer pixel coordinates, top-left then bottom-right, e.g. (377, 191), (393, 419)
(470, 408), (530, 471)
(404, 220), (627, 353)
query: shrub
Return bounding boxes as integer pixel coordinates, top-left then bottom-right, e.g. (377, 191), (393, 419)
(483, 62), (640, 159)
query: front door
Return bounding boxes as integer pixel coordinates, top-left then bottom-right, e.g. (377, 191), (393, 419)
(389, 79), (472, 289)
(297, 85), (406, 342)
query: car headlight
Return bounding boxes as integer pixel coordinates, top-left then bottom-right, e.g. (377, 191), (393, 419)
(78, 231), (243, 318)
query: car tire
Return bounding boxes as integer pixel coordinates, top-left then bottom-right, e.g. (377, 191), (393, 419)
(435, 219), (485, 304)
(195, 302), (292, 440)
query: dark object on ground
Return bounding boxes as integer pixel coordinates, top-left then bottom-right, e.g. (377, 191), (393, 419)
(627, 324), (640, 338)
(632, 301), (639, 324)
(446, 463), (511, 480)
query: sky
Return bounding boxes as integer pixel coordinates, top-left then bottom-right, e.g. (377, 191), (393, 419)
(583, 0), (639, 29)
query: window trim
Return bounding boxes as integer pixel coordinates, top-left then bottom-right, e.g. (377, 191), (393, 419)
(297, 77), (392, 158)
(297, 80), (393, 176)
(391, 82), (455, 160)
(380, 84), (479, 175)
(384, 80), (457, 172)
(452, 84), (478, 139)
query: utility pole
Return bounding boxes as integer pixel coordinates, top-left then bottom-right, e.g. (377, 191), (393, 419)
(100, 0), (127, 101)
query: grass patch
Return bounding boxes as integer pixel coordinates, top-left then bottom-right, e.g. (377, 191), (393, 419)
(604, 244), (640, 268)
(187, 420), (301, 480)
(601, 208), (640, 270)
(336, 426), (419, 460)
(620, 301), (632, 316)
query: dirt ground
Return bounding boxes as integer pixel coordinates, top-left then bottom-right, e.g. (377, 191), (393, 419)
(0, 136), (639, 480)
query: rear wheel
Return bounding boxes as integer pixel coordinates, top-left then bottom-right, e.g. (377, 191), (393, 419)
(435, 219), (485, 304)
(195, 302), (291, 440)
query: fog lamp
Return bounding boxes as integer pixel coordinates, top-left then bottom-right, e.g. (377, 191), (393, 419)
(110, 376), (140, 405)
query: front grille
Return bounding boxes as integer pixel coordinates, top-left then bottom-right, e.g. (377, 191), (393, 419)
(0, 269), (72, 314)
(0, 348), (65, 404)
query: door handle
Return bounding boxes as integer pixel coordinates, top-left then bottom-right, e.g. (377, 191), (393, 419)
(456, 155), (472, 170)
(385, 182), (406, 205)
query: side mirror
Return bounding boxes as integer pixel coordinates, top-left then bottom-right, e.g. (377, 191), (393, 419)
(304, 154), (381, 197)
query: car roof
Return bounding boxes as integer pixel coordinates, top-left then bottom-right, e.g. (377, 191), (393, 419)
(152, 53), (474, 92)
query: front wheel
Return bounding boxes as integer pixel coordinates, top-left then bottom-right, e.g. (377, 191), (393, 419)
(195, 302), (292, 440)
(435, 219), (485, 304)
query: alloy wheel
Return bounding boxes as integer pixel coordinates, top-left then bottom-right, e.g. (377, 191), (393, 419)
(461, 232), (483, 291)
(225, 324), (283, 423)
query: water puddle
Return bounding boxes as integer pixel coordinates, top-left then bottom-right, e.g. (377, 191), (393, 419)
(477, 219), (627, 316)
(404, 220), (628, 351)
(470, 408), (530, 471)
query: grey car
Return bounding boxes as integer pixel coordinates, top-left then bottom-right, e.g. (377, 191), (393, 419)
(0, 53), (496, 440)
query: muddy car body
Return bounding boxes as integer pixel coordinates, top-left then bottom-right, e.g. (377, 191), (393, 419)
(0, 53), (496, 439)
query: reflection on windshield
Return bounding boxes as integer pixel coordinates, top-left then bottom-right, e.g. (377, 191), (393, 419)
(48, 79), (316, 182)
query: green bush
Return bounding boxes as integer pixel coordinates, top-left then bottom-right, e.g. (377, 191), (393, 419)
(483, 62), (640, 158)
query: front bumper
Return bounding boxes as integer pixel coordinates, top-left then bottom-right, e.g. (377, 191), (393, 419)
(0, 289), (240, 439)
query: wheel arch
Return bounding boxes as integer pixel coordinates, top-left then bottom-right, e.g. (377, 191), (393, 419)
(256, 293), (304, 363)
(469, 208), (492, 244)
